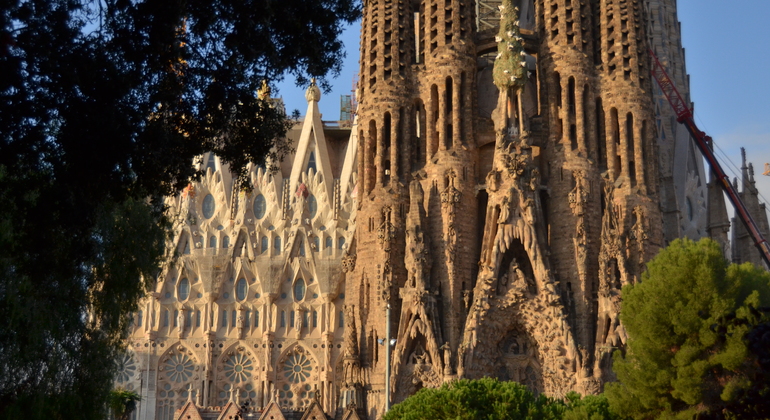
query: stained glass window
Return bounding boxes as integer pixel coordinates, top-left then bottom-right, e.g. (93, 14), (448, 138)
(224, 353), (254, 383)
(282, 352), (312, 383)
(307, 195), (317, 218)
(209, 236), (217, 248)
(236, 278), (247, 301)
(178, 278), (190, 301)
(294, 278), (306, 301)
(116, 353), (137, 383)
(165, 353), (194, 383)
(253, 194), (267, 219)
(202, 194), (215, 219)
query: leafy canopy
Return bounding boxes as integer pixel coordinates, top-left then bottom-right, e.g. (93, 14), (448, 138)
(605, 238), (770, 419)
(382, 378), (622, 420)
(0, 0), (359, 418)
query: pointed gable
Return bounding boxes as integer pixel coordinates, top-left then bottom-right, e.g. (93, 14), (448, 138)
(173, 401), (204, 420)
(341, 404), (363, 420)
(258, 400), (286, 420)
(289, 80), (334, 201)
(216, 401), (240, 420)
(299, 399), (327, 420)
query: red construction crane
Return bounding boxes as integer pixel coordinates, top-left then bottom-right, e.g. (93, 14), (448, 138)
(648, 49), (770, 268)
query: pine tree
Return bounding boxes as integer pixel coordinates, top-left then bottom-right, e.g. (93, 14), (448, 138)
(606, 238), (770, 419)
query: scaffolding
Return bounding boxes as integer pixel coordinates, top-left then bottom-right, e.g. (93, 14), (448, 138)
(476, 0), (503, 32)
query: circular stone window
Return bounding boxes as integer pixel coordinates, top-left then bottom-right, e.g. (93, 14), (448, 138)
(202, 194), (216, 219)
(253, 194), (266, 219)
(224, 353), (254, 383)
(282, 353), (312, 383)
(165, 353), (194, 383)
(116, 353), (137, 384)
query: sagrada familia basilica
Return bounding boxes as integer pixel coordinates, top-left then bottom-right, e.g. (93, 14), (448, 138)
(116, 0), (770, 419)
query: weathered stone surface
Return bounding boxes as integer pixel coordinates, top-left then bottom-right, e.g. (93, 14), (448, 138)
(121, 2), (744, 419)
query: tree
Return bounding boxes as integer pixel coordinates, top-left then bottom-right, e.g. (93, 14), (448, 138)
(605, 238), (770, 419)
(108, 388), (141, 420)
(0, 0), (359, 418)
(382, 378), (622, 420)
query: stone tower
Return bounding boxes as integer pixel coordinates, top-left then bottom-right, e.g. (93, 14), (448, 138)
(349, 0), (680, 416)
(119, 2), (715, 419)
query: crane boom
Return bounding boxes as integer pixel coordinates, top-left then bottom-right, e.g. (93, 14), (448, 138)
(648, 49), (770, 268)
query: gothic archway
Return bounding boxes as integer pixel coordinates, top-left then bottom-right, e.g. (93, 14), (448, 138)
(215, 342), (261, 407)
(156, 343), (201, 420)
(275, 344), (320, 410)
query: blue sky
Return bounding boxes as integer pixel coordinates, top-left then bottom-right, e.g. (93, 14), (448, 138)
(679, 0), (770, 207)
(275, 1), (770, 213)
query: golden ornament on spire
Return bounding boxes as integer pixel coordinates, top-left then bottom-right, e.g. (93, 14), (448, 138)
(258, 80), (272, 101)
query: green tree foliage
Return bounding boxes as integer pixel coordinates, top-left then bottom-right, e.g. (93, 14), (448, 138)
(382, 378), (622, 420)
(605, 238), (770, 419)
(0, 0), (359, 418)
(108, 388), (141, 420)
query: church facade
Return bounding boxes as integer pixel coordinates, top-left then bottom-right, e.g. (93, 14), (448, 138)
(116, 1), (769, 419)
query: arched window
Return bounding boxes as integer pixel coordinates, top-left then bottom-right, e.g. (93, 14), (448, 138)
(202, 194), (216, 219)
(290, 311), (295, 327)
(261, 236), (268, 254)
(294, 279), (306, 301)
(313, 236), (320, 252)
(163, 310), (169, 327)
(231, 310), (237, 327)
(274, 237), (282, 254)
(299, 239), (305, 257)
(209, 236), (217, 248)
(339, 310), (344, 328)
(280, 311), (286, 327)
(312, 310), (318, 328)
(195, 310), (201, 327)
(221, 310), (227, 327)
(244, 310), (251, 328)
(222, 236), (230, 248)
(254, 310), (260, 328)
(236, 278), (247, 301)
(253, 194), (267, 219)
(325, 236), (332, 249)
(178, 278), (190, 301)
(173, 310), (179, 327)
(308, 195), (318, 218)
(338, 237), (346, 250)
(183, 239), (190, 255)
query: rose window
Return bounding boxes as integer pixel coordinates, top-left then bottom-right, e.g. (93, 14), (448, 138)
(282, 352), (312, 383)
(165, 353), (194, 383)
(223, 353), (254, 383)
(116, 353), (137, 384)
